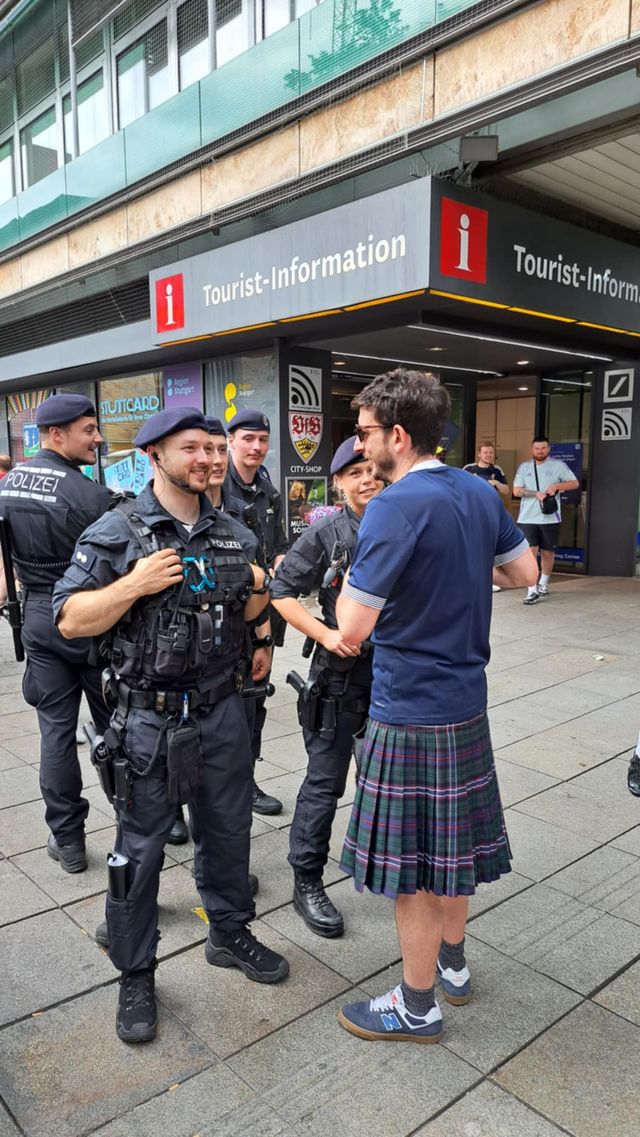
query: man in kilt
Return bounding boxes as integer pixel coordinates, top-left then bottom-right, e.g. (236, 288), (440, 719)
(335, 369), (538, 1044)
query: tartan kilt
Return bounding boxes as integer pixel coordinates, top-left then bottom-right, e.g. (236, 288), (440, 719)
(340, 710), (511, 898)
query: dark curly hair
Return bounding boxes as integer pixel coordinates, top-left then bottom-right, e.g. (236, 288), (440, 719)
(351, 369), (450, 456)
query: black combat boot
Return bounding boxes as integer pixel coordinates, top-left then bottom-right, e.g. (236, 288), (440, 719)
(628, 755), (640, 797)
(116, 964), (157, 1043)
(46, 833), (87, 873)
(166, 805), (190, 845)
(252, 781), (283, 816)
(205, 925), (289, 983)
(293, 876), (344, 938)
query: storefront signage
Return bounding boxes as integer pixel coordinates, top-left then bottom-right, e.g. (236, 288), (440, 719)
(163, 364), (203, 410)
(22, 423), (39, 457)
(100, 395), (161, 424)
(150, 181), (431, 343)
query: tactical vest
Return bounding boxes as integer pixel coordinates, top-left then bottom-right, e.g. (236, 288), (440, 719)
(106, 501), (253, 688)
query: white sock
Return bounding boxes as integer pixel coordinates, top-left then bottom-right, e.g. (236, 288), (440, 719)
(527, 586), (538, 598)
(540, 574), (550, 586)
(636, 731), (640, 760)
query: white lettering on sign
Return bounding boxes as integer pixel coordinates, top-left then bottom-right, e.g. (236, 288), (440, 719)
(513, 244), (640, 304)
(455, 214), (471, 272)
(201, 233), (407, 309)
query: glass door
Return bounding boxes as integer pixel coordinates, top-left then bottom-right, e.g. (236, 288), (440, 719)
(541, 371), (592, 573)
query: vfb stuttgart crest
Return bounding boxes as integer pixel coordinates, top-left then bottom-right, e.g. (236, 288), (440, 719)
(289, 412), (323, 463)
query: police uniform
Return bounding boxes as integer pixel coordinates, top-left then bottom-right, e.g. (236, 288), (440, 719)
(224, 409), (290, 810)
(0, 394), (112, 868)
(52, 407), (289, 1044)
(271, 437), (373, 936)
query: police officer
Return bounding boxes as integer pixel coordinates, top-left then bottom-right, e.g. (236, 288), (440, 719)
(0, 394), (112, 873)
(53, 407), (289, 1044)
(225, 408), (289, 816)
(271, 438), (383, 936)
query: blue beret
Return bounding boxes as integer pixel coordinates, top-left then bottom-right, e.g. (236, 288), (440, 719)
(134, 407), (209, 449)
(330, 436), (364, 476)
(206, 416), (226, 436)
(36, 394), (96, 428)
(227, 408), (270, 433)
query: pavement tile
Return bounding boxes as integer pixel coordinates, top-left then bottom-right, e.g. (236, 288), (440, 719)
(566, 668), (640, 699)
(11, 826), (117, 905)
(0, 986), (214, 1137)
(0, 1105), (20, 1137)
(0, 910), (113, 1024)
(0, 711), (39, 741)
(512, 779), (640, 842)
(505, 809), (599, 881)
(516, 682), (620, 717)
(0, 733), (41, 763)
(569, 755), (635, 797)
(488, 703), (574, 749)
(469, 882), (640, 994)
(90, 1062), (255, 1137)
(250, 827), (344, 918)
(593, 958), (640, 1027)
(0, 859), (55, 926)
(493, 758), (558, 808)
(494, 1001), (640, 1137)
(246, 772), (302, 830)
(263, 877), (401, 983)
(416, 1080), (567, 1136)
(548, 845), (640, 924)
(200, 1100), (299, 1137)
(0, 766), (41, 808)
(494, 727), (609, 779)
(0, 746), (27, 772)
(158, 922), (350, 1058)
(360, 937), (581, 1073)
(611, 826), (640, 857)
(468, 871), (534, 920)
(252, 758), (290, 782)
(0, 797), (112, 857)
(258, 734), (307, 773)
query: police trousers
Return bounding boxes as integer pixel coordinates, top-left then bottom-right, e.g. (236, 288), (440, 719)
(21, 595), (110, 844)
(106, 691), (254, 973)
(288, 671), (369, 879)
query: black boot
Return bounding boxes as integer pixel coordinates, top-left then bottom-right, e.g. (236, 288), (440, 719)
(46, 833), (87, 874)
(252, 781), (283, 816)
(116, 965), (157, 1043)
(293, 876), (344, 938)
(628, 755), (640, 797)
(166, 805), (190, 845)
(205, 925), (289, 983)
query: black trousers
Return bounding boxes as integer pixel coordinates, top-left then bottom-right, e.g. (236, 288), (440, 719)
(21, 595), (110, 844)
(288, 672), (369, 879)
(106, 692), (254, 973)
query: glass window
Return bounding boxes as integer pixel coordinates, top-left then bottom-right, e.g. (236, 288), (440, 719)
(63, 71), (109, 159)
(117, 20), (170, 127)
(0, 140), (14, 205)
(16, 37), (56, 118)
(21, 106), (58, 188)
(178, 0), (209, 89)
(113, 0), (166, 41)
(76, 29), (104, 71)
(205, 350), (280, 486)
(0, 74), (13, 137)
(98, 373), (163, 492)
(264, 0), (291, 37)
(7, 389), (54, 465)
(296, 0), (320, 14)
(216, 0), (248, 68)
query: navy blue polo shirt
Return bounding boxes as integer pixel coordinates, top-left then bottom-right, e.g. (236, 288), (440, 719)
(343, 461), (527, 725)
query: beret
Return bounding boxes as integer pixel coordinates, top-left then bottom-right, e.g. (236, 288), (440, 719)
(227, 408), (270, 433)
(35, 394), (96, 427)
(134, 407), (210, 448)
(330, 436), (364, 476)
(205, 416), (226, 436)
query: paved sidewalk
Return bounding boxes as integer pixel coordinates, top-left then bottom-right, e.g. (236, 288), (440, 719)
(1, 575), (639, 1137)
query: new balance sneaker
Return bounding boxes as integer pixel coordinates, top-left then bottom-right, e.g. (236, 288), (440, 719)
(436, 958), (471, 1005)
(338, 985), (443, 1044)
(523, 592), (540, 605)
(205, 925), (289, 984)
(116, 967), (157, 1043)
(537, 582), (550, 596)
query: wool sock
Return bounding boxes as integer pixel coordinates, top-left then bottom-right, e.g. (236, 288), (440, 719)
(401, 979), (436, 1016)
(439, 937), (466, 972)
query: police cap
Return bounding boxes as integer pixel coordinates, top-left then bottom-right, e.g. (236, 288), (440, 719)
(227, 408), (270, 433)
(35, 394), (96, 428)
(206, 416), (226, 436)
(134, 407), (210, 449)
(330, 435), (364, 476)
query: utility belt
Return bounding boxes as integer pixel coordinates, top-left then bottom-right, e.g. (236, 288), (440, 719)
(110, 674), (241, 716)
(286, 667), (369, 740)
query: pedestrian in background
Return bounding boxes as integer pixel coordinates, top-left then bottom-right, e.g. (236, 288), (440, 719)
(513, 436), (579, 605)
(334, 369), (537, 1044)
(0, 453), (11, 479)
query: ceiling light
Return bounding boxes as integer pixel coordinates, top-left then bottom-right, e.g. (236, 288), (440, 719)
(333, 359), (347, 366)
(328, 351), (501, 377)
(410, 325), (613, 362)
(516, 360), (532, 365)
(427, 346), (445, 352)
(518, 386), (529, 391)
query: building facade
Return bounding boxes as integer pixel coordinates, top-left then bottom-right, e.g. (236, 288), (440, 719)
(0, 0), (639, 573)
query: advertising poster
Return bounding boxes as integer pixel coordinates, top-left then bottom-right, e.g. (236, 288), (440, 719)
(550, 443), (582, 505)
(286, 477), (328, 538)
(163, 364), (203, 410)
(132, 450), (153, 495)
(22, 423), (39, 457)
(104, 456), (135, 493)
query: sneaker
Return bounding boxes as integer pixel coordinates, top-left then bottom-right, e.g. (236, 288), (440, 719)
(523, 592), (540, 605)
(627, 756), (640, 798)
(116, 967), (157, 1043)
(492, 584), (502, 593)
(338, 985), (443, 1044)
(293, 877), (344, 938)
(205, 925), (289, 984)
(166, 807), (190, 845)
(436, 958), (471, 1005)
(46, 833), (87, 874)
(95, 920), (108, 948)
(537, 582), (550, 596)
(252, 782), (283, 816)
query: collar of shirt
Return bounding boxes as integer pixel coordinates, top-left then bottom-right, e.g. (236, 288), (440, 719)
(136, 482), (217, 535)
(410, 458), (445, 473)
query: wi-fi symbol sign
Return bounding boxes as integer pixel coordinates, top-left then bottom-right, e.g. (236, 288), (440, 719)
(601, 407), (632, 441)
(289, 365), (321, 411)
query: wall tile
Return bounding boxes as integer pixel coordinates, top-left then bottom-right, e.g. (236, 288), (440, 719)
(127, 170), (201, 246)
(20, 236), (69, 290)
(201, 125), (299, 213)
(68, 207), (128, 269)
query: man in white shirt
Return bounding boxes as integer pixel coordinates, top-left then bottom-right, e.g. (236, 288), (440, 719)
(513, 436), (579, 605)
